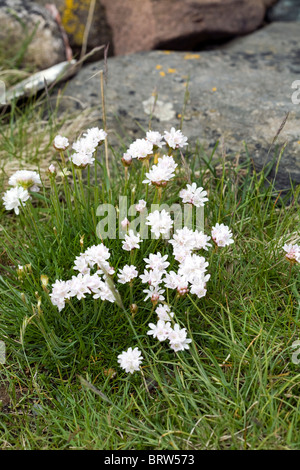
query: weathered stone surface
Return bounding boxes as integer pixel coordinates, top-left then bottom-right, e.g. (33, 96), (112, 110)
(57, 22), (300, 188)
(267, 0), (300, 21)
(35, 0), (279, 57)
(101, 0), (274, 56)
(0, 0), (67, 70)
(35, 0), (114, 58)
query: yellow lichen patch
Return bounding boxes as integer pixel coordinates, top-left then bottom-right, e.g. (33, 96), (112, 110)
(156, 65), (163, 70)
(61, 0), (91, 45)
(184, 53), (200, 60)
(167, 68), (177, 74)
(212, 87), (217, 92)
(159, 71), (166, 77)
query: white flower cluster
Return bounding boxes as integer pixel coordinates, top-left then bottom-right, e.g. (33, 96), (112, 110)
(50, 243), (116, 311)
(117, 347), (143, 374)
(143, 155), (178, 187)
(2, 170), (41, 214)
(147, 321), (192, 352)
(69, 127), (107, 168)
(179, 182), (208, 207)
(123, 127), (187, 166)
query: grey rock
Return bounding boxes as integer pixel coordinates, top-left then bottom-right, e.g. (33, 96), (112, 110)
(57, 22), (300, 189)
(267, 0), (300, 21)
(0, 0), (67, 70)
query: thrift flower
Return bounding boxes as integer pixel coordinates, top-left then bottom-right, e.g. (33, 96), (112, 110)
(127, 138), (153, 160)
(135, 199), (147, 213)
(164, 127), (188, 149)
(283, 243), (300, 263)
(168, 324), (192, 352)
(179, 183), (208, 207)
(146, 209), (173, 239)
(147, 320), (172, 342)
(117, 347), (143, 374)
(155, 304), (174, 321)
(53, 135), (69, 151)
(8, 170), (41, 192)
(117, 265), (139, 284)
(211, 223), (234, 247)
(2, 186), (30, 215)
(146, 130), (165, 148)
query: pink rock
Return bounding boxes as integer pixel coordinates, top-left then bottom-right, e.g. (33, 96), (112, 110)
(102, 0), (272, 56)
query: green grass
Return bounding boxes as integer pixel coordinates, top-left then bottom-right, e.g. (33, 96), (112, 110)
(0, 98), (299, 450)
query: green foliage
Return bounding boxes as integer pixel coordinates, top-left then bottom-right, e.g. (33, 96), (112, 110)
(0, 112), (299, 450)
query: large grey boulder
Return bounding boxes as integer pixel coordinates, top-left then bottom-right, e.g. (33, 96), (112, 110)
(58, 22), (300, 189)
(0, 0), (67, 70)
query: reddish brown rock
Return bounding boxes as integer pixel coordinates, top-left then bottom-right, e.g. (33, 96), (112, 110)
(101, 0), (274, 55)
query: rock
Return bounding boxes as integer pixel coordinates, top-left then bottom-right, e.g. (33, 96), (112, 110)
(101, 0), (272, 56)
(56, 22), (300, 189)
(0, 0), (67, 70)
(35, 0), (114, 58)
(267, 0), (300, 21)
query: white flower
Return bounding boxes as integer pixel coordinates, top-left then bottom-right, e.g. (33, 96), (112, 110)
(135, 199), (147, 213)
(155, 304), (174, 321)
(164, 127), (188, 149)
(83, 127), (107, 145)
(122, 152), (132, 166)
(147, 320), (172, 342)
(190, 280), (208, 299)
(68, 274), (91, 300)
(193, 230), (212, 251)
(8, 170), (41, 192)
(50, 279), (72, 311)
(92, 281), (116, 302)
(84, 244), (111, 268)
(143, 252), (169, 272)
(122, 230), (141, 251)
(179, 183), (208, 207)
(168, 323), (192, 352)
(121, 217), (130, 230)
(70, 151), (95, 168)
(143, 155), (177, 186)
(127, 138), (153, 160)
(146, 130), (165, 148)
(178, 254), (209, 284)
(173, 246), (193, 263)
(73, 253), (90, 275)
(117, 347), (143, 374)
(140, 268), (163, 288)
(83, 273), (103, 293)
(117, 265), (138, 284)
(164, 271), (189, 295)
(211, 223), (234, 247)
(283, 243), (300, 263)
(48, 164), (56, 174)
(72, 136), (97, 155)
(146, 210), (173, 239)
(2, 186), (30, 214)
(143, 285), (165, 303)
(169, 227), (196, 252)
(53, 135), (69, 150)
